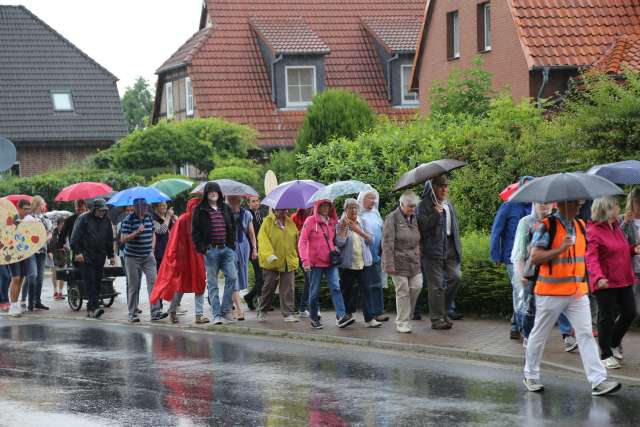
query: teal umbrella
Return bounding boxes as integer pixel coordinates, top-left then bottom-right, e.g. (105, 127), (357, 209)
(151, 178), (194, 198)
(307, 180), (373, 203)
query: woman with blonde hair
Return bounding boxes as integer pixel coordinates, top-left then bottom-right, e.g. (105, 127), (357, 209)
(586, 196), (640, 369)
(24, 195), (52, 310)
(621, 187), (640, 307)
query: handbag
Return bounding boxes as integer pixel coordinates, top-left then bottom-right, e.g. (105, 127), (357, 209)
(321, 225), (341, 267)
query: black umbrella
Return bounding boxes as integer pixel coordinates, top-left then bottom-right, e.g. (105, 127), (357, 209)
(508, 172), (624, 203)
(393, 159), (467, 192)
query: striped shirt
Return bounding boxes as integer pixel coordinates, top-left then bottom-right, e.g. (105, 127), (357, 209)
(120, 213), (154, 258)
(208, 206), (227, 245)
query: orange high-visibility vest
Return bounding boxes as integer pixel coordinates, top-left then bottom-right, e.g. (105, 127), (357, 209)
(535, 217), (588, 296)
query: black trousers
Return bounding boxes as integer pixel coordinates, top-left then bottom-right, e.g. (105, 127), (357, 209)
(79, 258), (105, 312)
(595, 286), (637, 359)
(340, 268), (375, 322)
(245, 258), (264, 301)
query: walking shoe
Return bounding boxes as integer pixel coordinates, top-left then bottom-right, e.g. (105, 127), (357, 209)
(9, 304), (22, 317)
(257, 311), (266, 322)
(284, 315), (299, 323)
(563, 335), (578, 353)
(298, 310), (310, 318)
(510, 330), (521, 340)
(432, 320), (452, 330)
(94, 308), (104, 318)
(523, 378), (544, 392)
(396, 322), (412, 333)
(602, 356), (621, 370)
(243, 294), (256, 311)
(447, 311), (464, 320)
(592, 380), (621, 396)
(169, 312), (178, 324)
(366, 319), (382, 328)
(336, 314), (355, 328)
(310, 319), (323, 329)
(221, 313), (236, 324)
(87, 310), (96, 319)
(128, 315), (140, 323)
(136, 308), (143, 315)
(151, 312), (169, 321)
(212, 316), (223, 325)
(375, 315), (390, 322)
(34, 302), (49, 310)
(612, 346), (624, 360)
(195, 315), (210, 324)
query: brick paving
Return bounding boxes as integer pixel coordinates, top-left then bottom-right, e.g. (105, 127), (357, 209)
(4, 274), (640, 385)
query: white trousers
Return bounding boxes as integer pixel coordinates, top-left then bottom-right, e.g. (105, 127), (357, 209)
(524, 294), (607, 388)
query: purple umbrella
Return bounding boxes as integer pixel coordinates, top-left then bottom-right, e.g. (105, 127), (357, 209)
(262, 180), (325, 209)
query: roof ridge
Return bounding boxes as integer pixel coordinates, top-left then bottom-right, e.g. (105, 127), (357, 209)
(10, 5), (119, 82)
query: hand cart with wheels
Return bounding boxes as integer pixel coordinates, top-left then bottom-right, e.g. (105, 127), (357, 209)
(55, 266), (124, 311)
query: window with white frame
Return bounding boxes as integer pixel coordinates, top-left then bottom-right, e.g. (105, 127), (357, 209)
(401, 65), (418, 105)
(51, 91), (74, 111)
(285, 66), (316, 107)
(480, 3), (491, 51)
(165, 81), (174, 118)
(185, 77), (194, 116)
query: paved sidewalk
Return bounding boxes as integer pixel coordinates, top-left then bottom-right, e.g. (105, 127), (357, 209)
(4, 274), (640, 385)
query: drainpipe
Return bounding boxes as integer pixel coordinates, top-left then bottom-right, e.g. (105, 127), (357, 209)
(271, 54), (284, 103)
(536, 66), (550, 107)
(386, 53), (400, 101)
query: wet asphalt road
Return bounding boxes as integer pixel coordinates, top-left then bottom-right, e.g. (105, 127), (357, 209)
(0, 320), (638, 427)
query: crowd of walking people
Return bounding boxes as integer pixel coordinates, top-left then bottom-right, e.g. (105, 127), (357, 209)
(2, 173), (640, 397)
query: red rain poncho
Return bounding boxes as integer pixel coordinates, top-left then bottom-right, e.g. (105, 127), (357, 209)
(150, 198), (205, 304)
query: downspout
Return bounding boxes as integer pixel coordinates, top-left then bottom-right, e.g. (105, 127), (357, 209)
(386, 53), (400, 101)
(536, 66), (550, 108)
(271, 54), (284, 103)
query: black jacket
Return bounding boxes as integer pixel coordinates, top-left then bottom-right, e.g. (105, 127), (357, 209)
(417, 191), (462, 261)
(191, 182), (237, 253)
(70, 211), (114, 263)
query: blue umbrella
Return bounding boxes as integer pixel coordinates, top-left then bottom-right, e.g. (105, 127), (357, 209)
(586, 160), (640, 185)
(307, 180), (373, 203)
(107, 186), (171, 207)
(262, 180), (325, 209)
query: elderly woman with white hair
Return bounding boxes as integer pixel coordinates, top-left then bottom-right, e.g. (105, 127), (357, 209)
(335, 198), (381, 328)
(586, 196), (640, 369)
(381, 190), (423, 333)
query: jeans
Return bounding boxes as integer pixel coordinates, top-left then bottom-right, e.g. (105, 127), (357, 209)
(204, 247), (237, 319)
(309, 266), (346, 322)
(169, 292), (204, 316)
(367, 262), (384, 316)
(595, 286), (637, 359)
(0, 265), (11, 304)
(340, 268), (375, 322)
(125, 254), (162, 318)
(79, 258), (105, 312)
(20, 256), (38, 304)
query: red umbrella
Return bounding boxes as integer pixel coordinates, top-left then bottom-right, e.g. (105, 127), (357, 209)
(55, 182), (113, 202)
(3, 194), (32, 207)
(499, 182), (520, 201)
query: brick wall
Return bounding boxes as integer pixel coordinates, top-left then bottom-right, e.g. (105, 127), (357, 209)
(15, 142), (112, 177)
(417, 0), (531, 113)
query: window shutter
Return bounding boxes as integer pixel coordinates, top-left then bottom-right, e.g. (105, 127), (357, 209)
(477, 4), (485, 52)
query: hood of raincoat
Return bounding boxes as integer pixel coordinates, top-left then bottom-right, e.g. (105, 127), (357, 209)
(200, 181), (224, 208)
(357, 189), (381, 219)
(312, 199), (338, 225)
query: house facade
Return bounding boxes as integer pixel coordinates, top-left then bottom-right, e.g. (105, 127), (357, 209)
(0, 6), (127, 177)
(412, 0), (640, 112)
(151, 0), (425, 149)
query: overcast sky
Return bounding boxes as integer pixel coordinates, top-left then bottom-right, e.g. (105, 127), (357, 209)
(5, 0), (203, 96)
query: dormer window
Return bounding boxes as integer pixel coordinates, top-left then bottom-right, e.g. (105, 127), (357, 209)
(401, 65), (418, 105)
(51, 91), (73, 111)
(251, 18), (329, 109)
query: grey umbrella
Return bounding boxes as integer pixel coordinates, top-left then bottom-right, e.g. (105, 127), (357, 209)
(508, 172), (624, 203)
(394, 159), (467, 191)
(191, 179), (259, 197)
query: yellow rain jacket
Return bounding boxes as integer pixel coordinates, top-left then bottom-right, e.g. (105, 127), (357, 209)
(258, 212), (299, 272)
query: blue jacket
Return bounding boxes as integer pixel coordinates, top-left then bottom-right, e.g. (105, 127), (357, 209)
(489, 202), (531, 264)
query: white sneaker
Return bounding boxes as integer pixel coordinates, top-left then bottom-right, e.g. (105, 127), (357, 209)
(8, 304), (21, 318)
(396, 322), (411, 333)
(298, 310), (310, 318)
(366, 319), (382, 328)
(612, 346), (624, 360)
(602, 356), (621, 369)
(221, 313), (236, 324)
(284, 315), (299, 323)
(523, 378), (544, 392)
(257, 311), (266, 322)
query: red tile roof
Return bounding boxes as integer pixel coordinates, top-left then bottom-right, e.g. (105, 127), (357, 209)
(182, 0), (424, 149)
(593, 34), (640, 74)
(361, 17), (422, 53)
(250, 18), (330, 55)
(157, 27), (211, 74)
(509, 0), (640, 68)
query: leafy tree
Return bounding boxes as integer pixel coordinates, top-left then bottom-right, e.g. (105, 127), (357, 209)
(264, 149), (299, 183)
(209, 166), (263, 195)
(295, 89), (375, 153)
(121, 77), (153, 133)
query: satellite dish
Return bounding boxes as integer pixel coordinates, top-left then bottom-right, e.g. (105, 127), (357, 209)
(0, 137), (17, 172)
